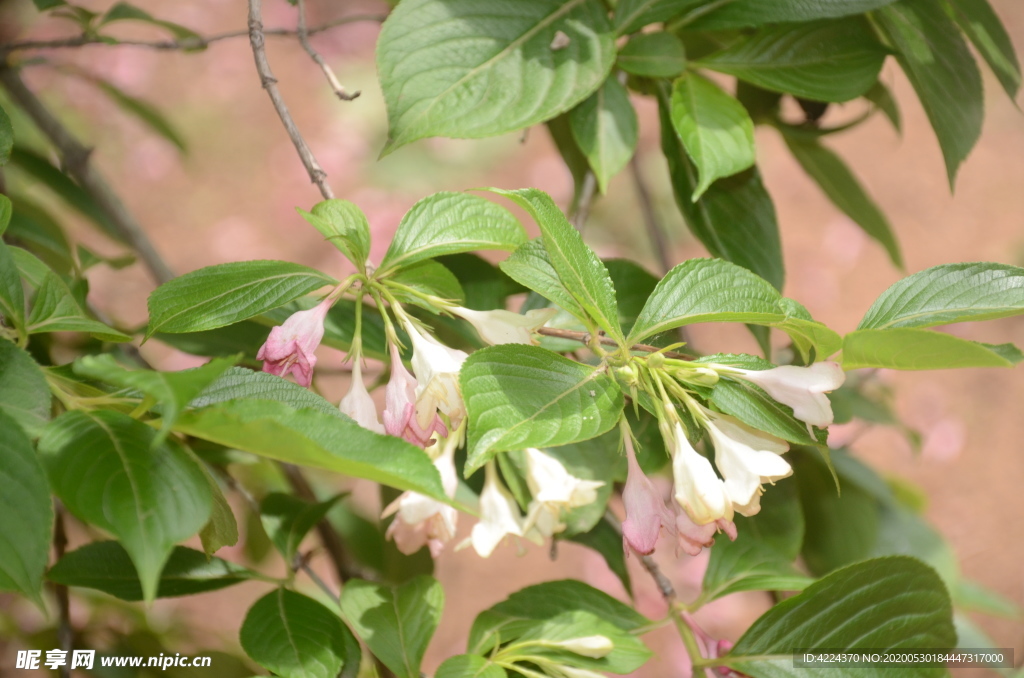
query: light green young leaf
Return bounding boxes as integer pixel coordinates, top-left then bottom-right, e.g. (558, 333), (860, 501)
(488, 188), (624, 343)
(0, 410), (52, 606)
(38, 411), (213, 603)
(858, 262), (1024, 329)
(569, 77), (638, 194)
(340, 576), (443, 678)
(435, 655), (506, 678)
(461, 345), (624, 474)
(241, 588), (354, 678)
(499, 239), (589, 324)
(145, 260), (336, 338)
(73, 354), (238, 443)
(260, 493), (341, 564)
(0, 104), (12, 165)
(723, 557), (954, 677)
(784, 135), (902, 268)
(875, 0), (983, 187)
(615, 0), (704, 34)
(27, 271), (131, 341)
(378, 192), (525, 275)
(688, 0), (900, 30)
(841, 328), (1023, 370)
(297, 200), (371, 270)
(946, 0), (1020, 100)
(697, 18), (888, 103)
(502, 610), (652, 674)
(0, 340), (50, 436)
(670, 73), (756, 201)
(48, 542), (256, 601)
(378, 0), (615, 151)
(618, 32), (687, 78)
(199, 472), (238, 555)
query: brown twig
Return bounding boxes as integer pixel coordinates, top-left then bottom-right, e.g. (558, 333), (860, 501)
(0, 14), (386, 55)
(0, 65), (174, 284)
(536, 326), (695, 359)
(296, 0), (359, 102)
(247, 0), (334, 201)
(604, 511), (677, 603)
(630, 155), (673, 275)
(53, 504), (72, 678)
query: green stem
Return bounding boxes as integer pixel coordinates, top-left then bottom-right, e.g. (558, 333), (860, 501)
(671, 603), (708, 671)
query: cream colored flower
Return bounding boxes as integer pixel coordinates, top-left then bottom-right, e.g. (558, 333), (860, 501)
(450, 306), (556, 345)
(704, 413), (791, 517)
(730, 361), (845, 427)
(382, 434), (459, 557)
(522, 448), (604, 538)
(669, 422), (733, 525)
(338, 363), (384, 434)
(465, 462), (538, 557)
(404, 320), (469, 430)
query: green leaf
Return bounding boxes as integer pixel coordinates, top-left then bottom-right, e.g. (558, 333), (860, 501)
(605, 259), (659, 336)
(377, 0), (615, 151)
(615, 0), (704, 34)
(5, 195), (76, 275)
(73, 354), (237, 443)
(145, 260), (336, 338)
(89, 77), (186, 150)
(774, 298), (844, 361)
(437, 253), (526, 311)
(188, 366), (342, 416)
(461, 345), (624, 474)
(378, 192), (525, 275)
(689, 0), (900, 30)
(699, 530), (813, 606)
(0, 340), (51, 436)
(569, 77), (638, 193)
(48, 542), (255, 601)
(697, 18), (888, 103)
(199, 473), (239, 555)
(32, 0), (68, 10)
(173, 399), (450, 502)
(547, 113), (593, 211)
(0, 410), (52, 606)
(864, 80), (902, 132)
(722, 557), (955, 677)
(0, 239), (26, 337)
(784, 136), (902, 267)
(0, 103), (12, 165)
(38, 411), (213, 603)
(260, 492), (341, 564)
(100, 2), (201, 42)
(0, 192), (10, 234)
(874, 0), (983, 187)
(670, 73), (756, 200)
(436, 655), (506, 678)
(659, 95), (784, 290)
(153, 321), (268, 359)
(488, 188), (624, 343)
(386, 260), (466, 309)
(499, 238), (589, 323)
(340, 576), (443, 678)
(953, 579), (1021, 619)
(567, 516), (632, 596)
(858, 262), (1024, 329)
(946, 0), (1020, 100)
(709, 376), (821, 446)
(241, 588), (353, 678)
(841, 328), (1023, 370)
(297, 200), (371, 271)
(618, 32), (687, 78)
(26, 270), (131, 341)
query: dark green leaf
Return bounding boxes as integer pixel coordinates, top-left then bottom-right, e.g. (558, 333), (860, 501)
(699, 531), (813, 605)
(946, 0), (1020, 100)
(689, 0), (900, 30)
(153, 321), (268, 359)
(567, 516), (632, 595)
(842, 328), (1024, 370)
(709, 376), (821, 445)
(386, 260), (465, 309)
(499, 238), (589, 323)
(864, 80), (902, 132)
(5, 195), (76, 275)
(340, 576), (443, 678)
(48, 542), (255, 601)
(0, 239), (26, 339)
(199, 473), (239, 555)
(32, 0), (68, 10)
(615, 0), (704, 35)
(0, 340), (51, 436)
(297, 200), (371, 270)
(260, 492), (341, 564)
(188, 366), (341, 416)
(437, 253), (526, 311)
(0, 103), (12, 165)
(569, 77), (638, 193)
(27, 270), (131, 341)
(618, 32), (687, 78)
(547, 113), (593, 211)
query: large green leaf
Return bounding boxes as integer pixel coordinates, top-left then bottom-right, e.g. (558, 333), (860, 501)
(709, 376), (822, 446)
(461, 345), (624, 474)
(689, 0), (900, 29)
(172, 399), (450, 502)
(858, 262), (1024, 329)
(0, 410), (52, 605)
(145, 260), (336, 338)
(0, 340), (51, 436)
(697, 18), (887, 103)
(489, 188), (624, 342)
(499, 239), (589, 323)
(659, 95), (784, 290)
(784, 136), (902, 268)
(721, 557), (955, 677)
(437, 253), (526, 311)
(241, 588), (354, 678)
(841, 328), (1023, 370)
(378, 192), (524, 274)
(614, 0), (704, 34)
(617, 32), (687, 78)
(875, 0), (983, 187)
(188, 366), (342, 416)
(340, 576), (443, 678)
(48, 542), (256, 601)
(946, 0), (1020, 100)
(297, 200), (371, 271)
(378, 0), (615, 151)
(27, 271), (130, 341)
(260, 492), (341, 564)
(37, 411), (213, 603)
(0, 238), (26, 339)
(569, 77), (638, 193)
(5, 195), (77, 276)
(699, 533), (813, 606)
(670, 73), (756, 201)
(73, 354), (237, 443)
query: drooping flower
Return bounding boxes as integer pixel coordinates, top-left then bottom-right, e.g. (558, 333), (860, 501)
(522, 448), (604, 538)
(382, 433), (459, 557)
(729, 362), (845, 428)
(674, 505), (737, 556)
(382, 343), (447, 446)
(669, 422), (733, 526)
(256, 298), (332, 387)
(464, 462), (538, 557)
(449, 306), (556, 345)
(704, 413), (791, 517)
(621, 436), (676, 556)
(404, 320), (469, 430)
(339, 362), (384, 434)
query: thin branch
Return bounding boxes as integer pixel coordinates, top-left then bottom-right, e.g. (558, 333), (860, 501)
(0, 65), (174, 284)
(296, 0), (359, 102)
(0, 14), (386, 55)
(247, 0), (334, 201)
(630, 155), (672, 275)
(52, 504), (72, 678)
(536, 326), (695, 359)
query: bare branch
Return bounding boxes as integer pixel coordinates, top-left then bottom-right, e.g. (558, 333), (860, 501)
(536, 326), (695, 359)
(0, 65), (175, 284)
(247, 0), (334, 201)
(52, 504), (72, 678)
(296, 0), (359, 102)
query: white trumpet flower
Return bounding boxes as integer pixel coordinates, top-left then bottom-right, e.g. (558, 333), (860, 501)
(338, 363), (384, 434)
(404, 320), (469, 430)
(465, 462), (538, 557)
(523, 448), (604, 538)
(704, 413), (791, 517)
(669, 423), (733, 525)
(450, 306), (556, 345)
(729, 361), (845, 428)
(382, 434), (459, 557)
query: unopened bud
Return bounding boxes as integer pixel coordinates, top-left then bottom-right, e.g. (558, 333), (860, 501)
(675, 366), (720, 386)
(549, 635), (614, 659)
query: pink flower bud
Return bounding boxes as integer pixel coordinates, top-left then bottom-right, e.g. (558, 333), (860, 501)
(382, 343), (447, 447)
(256, 298), (332, 387)
(621, 437), (674, 556)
